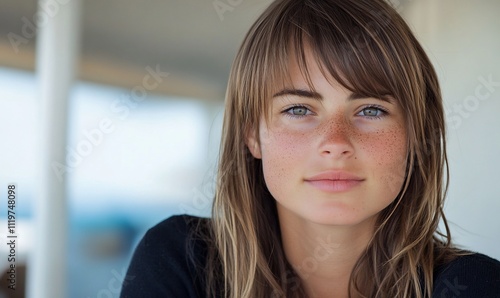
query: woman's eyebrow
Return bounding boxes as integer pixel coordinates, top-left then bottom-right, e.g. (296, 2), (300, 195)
(272, 89), (323, 100)
(273, 88), (394, 104)
(348, 92), (395, 104)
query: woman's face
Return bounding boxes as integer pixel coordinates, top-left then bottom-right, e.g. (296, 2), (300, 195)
(247, 49), (408, 227)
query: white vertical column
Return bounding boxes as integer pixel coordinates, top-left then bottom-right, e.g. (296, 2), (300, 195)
(27, 0), (81, 297)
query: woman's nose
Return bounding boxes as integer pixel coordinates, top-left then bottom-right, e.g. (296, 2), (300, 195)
(317, 114), (354, 159)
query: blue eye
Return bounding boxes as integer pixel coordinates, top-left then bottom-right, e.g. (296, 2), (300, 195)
(357, 106), (387, 118)
(283, 105), (312, 118)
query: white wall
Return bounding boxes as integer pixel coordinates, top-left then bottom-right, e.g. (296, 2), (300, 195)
(402, 0), (500, 260)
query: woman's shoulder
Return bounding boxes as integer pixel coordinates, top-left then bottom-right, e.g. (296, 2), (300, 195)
(146, 214), (210, 242)
(143, 214), (212, 268)
(138, 214), (210, 254)
(120, 214), (211, 298)
(432, 252), (500, 297)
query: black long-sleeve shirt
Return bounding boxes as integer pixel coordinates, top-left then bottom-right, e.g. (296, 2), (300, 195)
(120, 215), (500, 297)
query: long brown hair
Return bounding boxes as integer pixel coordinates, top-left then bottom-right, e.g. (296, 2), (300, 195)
(204, 0), (464, 297)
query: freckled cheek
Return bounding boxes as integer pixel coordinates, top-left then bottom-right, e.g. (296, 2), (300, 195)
(358, 127), (408, 191)
(260, 126), (311, 159)
(260, 129), (311, 191)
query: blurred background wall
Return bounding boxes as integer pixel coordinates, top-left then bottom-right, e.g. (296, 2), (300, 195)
(0, 0), (498, 297)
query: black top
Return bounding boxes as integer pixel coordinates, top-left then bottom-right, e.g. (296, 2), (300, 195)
(120, 215), (500, 298)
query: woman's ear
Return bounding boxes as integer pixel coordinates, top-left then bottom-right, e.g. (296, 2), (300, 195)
(246, 129), (262, 159)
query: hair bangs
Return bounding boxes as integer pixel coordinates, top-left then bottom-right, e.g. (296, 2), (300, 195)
(260, 0), (410, 111)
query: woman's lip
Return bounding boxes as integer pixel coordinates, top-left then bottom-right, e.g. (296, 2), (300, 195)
(305, 171), (364, 181)
(305, 179), (363, 192)
(304, 171), (364, 192)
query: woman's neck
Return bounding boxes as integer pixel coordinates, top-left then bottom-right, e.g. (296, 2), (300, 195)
(278, 208), (376, 298)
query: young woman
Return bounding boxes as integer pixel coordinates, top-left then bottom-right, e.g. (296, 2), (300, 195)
(120, 0), (500, 297)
